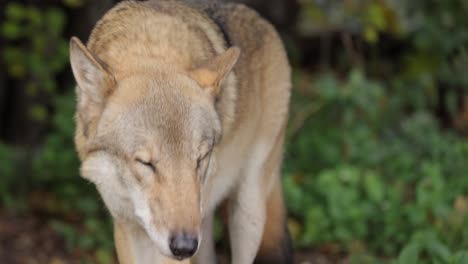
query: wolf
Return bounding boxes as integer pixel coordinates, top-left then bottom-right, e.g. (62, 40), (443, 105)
(69, 0), (292, 263)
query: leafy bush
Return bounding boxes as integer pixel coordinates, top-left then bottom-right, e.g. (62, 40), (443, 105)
(2, 2), (69, 121)
(284, 70), (468, 262)
(1, 2), (113, 261)
(0, 93), (114, 261)
(287, 1), (468, 261)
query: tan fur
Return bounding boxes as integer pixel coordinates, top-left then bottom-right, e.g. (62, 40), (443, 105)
(257, 177), (286, 254)
(70, 1), (291, 263)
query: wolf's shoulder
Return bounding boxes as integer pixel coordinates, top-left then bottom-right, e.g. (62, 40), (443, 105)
(152, 0), (279, 49)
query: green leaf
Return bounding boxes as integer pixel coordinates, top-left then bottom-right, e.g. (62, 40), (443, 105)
(77, 197), (100, 214)
(7, 63), (26, 78)
(3, 47), (23, 63)
(367, 3), (387, 31)
(427, 239), (452, 262)
(452, 251), (468, 264)
(364, 172), (384, 202)
(364, 26), (379, 44)
(1, 21), (22, 39)
(26, 7), (42, 26)
(43, 78), (57, 93)
(32, 34), (46, 53)
(5, 3), (25, 21)
(96, 248), (113, 264)
(46, 8), (66, 35)
(213, 215), (224, 242)
(63, 0), (85, 8)
(49, 220), (77, 249)
(77, 235), (95, 249)
(29, 104), (48, 122)
(397, 243), (421, 264)
(25, 81), (38, 96)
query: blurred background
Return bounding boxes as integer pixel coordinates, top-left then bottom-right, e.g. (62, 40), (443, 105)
(0, 0), (467, 263)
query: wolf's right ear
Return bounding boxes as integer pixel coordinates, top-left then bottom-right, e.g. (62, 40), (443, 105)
(70, 37), (115, 137)
(189, 47), (240, 98)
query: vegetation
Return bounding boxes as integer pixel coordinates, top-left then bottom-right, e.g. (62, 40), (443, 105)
(0, 0), (467, 263)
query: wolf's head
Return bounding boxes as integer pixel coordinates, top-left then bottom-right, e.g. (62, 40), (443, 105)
(69, 37), (239, 259)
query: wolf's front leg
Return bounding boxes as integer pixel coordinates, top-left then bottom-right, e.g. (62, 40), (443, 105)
(228, 178), (267, 264)
(114, 221), (190, 264)
(114, 221), (163, 264)
(193, 212), (216, 264)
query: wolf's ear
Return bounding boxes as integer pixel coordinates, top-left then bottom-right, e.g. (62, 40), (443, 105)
(70, 36), (115, 137)
(190, 47), (240, 97)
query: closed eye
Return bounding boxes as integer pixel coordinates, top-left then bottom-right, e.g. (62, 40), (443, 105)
(196, 150), (211, 170)
(135, 158), (156, 173)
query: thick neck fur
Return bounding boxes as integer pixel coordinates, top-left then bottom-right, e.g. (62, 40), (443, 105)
(85, 0), (238, 138)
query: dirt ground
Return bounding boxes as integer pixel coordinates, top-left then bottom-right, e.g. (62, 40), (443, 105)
(0, 211), (340, 264)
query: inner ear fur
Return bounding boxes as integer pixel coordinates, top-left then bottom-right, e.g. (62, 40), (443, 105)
(189, 47), (240, 97)
(69, 36), (116, 138)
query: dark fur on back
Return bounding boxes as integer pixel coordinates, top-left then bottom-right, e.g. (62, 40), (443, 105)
(182, 0), (224, 10)
(181, 0), (233, 46)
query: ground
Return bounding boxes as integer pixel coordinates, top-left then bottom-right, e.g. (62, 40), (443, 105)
(0, 211), (340, 264)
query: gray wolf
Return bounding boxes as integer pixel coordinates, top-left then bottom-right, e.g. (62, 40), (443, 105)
(69, 0), (292, 263)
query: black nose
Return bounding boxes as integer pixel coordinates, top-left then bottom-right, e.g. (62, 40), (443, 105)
(169, 232), (198, 259)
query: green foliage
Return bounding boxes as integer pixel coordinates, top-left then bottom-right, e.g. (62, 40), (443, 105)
(0, 93), (114, 261)
(291, 2), (468, 261)
(297, 0), (468, 121)
(35, 93), (114, 253)
(396, 231), (468, 264)
(297, 0), (402, 42)
(2, 2), (69, 121)
(1, 2), (114, 261)
(285, 70), (468, 262)
(0, 143), (18, 203)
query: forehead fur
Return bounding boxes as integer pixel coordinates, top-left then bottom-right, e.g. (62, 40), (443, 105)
(91, 72), (221, 157)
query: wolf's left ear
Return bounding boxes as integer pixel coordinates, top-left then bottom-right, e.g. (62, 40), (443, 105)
(190, 47), (240, 97)
(70, 37), (115, 100)
(70, 36), (115, 137)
